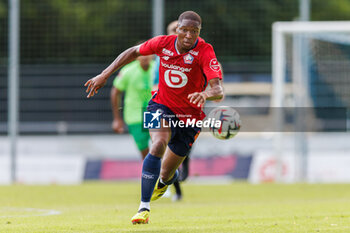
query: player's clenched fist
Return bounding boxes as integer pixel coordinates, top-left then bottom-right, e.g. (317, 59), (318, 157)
(112, 118), (125, 133)
(84, 74), (108, 98)
(188, 92), (208, 107)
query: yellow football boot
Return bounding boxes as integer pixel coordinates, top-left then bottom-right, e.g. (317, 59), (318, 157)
(151, 178), (169, 201)
(131, 210), (149, 224)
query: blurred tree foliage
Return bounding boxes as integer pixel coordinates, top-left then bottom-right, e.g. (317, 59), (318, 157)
(1, 0), (350, 64)
(0, 0), (8, 64)
(18, 0), (152, 63)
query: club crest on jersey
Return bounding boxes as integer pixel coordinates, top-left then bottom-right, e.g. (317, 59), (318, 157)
(209, 58), (221, 72)
(183, 54), (194, 64)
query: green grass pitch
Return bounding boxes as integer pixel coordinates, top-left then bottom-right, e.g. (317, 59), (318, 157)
(0, 182), (349, 232)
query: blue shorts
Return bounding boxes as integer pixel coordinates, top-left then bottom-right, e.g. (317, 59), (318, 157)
(147, 99), (201, 157)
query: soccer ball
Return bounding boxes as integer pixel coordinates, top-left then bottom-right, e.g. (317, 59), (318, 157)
(207, 106), (241, 140)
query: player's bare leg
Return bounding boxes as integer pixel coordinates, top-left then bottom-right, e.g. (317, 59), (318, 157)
(149, 122), (171, 157)
(160, 147), (186, 181)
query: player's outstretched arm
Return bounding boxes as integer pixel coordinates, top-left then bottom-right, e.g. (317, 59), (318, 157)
(188, 78), (223, 107)
(84, 45), (142, 98)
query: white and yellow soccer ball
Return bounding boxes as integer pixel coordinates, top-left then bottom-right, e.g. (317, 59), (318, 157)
(207, 106), (241, 140)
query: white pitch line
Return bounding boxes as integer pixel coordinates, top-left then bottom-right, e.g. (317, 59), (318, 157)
(0, 207), (62, 218)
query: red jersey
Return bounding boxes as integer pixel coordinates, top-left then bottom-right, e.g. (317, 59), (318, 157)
(139, 35), (222, 120)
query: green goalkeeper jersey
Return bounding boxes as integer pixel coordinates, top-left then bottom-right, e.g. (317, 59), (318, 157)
(113, 60), (155, 125)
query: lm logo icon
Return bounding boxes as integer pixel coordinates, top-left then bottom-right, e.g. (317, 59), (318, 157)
(143, 109), (162, 129)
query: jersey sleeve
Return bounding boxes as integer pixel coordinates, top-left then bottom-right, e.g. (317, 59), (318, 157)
(139, 36), (165, 56)
(200, 44), (222, 81)
(113, 68), (129, 91)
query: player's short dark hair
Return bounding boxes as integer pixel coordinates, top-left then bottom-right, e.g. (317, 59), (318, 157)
(178, 11), (202, 26)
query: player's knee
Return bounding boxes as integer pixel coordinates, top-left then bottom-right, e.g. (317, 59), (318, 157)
(150, 138), (168, 157)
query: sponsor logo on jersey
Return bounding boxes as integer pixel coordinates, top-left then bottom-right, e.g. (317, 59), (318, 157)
(161, 62), (192, 73)
(209, 58), (221, 72)
(164, 70), (188, 88)
(162, 48), (174, 56)
(189, 50), (199, 56)
(162, 56), (170, 60)
(183, 54), (194, 64)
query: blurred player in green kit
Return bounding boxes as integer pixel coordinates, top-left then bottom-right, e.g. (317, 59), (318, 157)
(110, 47), (154, 159)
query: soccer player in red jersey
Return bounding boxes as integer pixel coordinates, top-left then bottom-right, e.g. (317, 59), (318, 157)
(84, 11), (223, 224)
